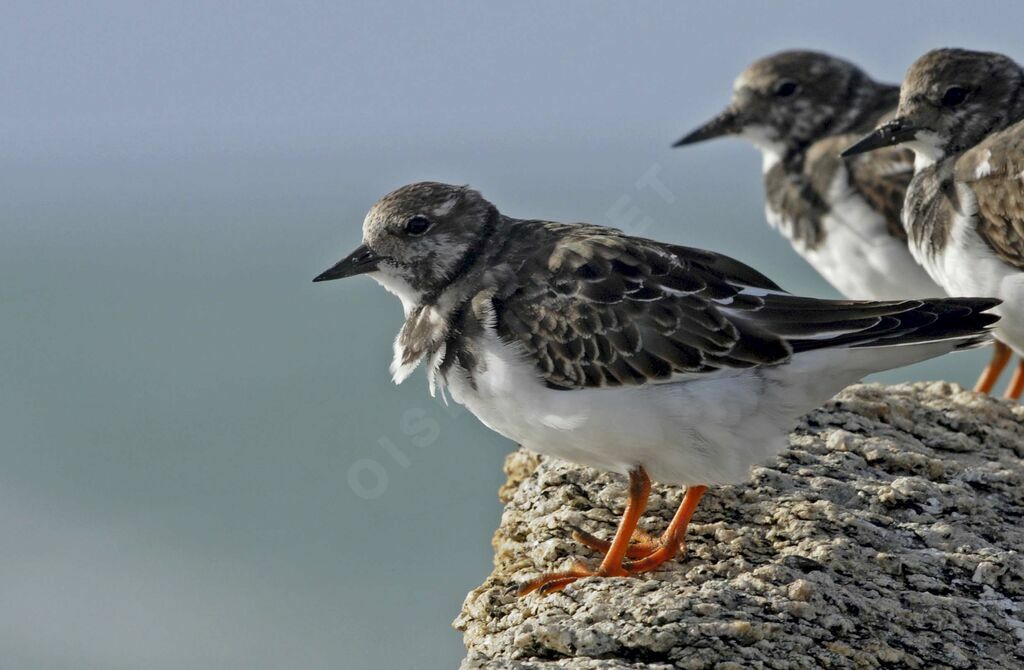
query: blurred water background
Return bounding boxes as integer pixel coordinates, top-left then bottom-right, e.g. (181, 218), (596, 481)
(3, 2), (1023, 668)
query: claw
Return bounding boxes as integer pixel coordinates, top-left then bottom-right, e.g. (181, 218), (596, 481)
(537, 576), (582, 595)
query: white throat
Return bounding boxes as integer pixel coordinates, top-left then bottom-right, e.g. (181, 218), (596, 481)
(741, 126), (786, 172)
(370, 270), (421, 317)
(906, 131), (945, 172)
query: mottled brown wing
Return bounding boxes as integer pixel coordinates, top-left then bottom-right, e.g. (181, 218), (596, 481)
(491, 226), (975, 390)
(491, 231), (791, 389)
(955, 122), (1024, 271)
(809, 135), (914, 241)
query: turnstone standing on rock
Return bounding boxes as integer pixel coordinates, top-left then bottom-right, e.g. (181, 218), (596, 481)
(674, 50), (943, 301)
(314, 181), (998, 593)
(843, 48), (1024, 399)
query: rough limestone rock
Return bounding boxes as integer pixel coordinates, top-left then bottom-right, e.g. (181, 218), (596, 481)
(455, 383), (1024, 670)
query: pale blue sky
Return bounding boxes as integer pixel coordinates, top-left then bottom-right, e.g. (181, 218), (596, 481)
(5, 1), (1024, 160)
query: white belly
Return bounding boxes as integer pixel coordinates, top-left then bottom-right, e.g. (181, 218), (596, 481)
(440, 332), (889, 486)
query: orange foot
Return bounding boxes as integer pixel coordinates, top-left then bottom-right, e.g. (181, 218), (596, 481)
(516, 472), (708, 596)
(516, 538), (692, 596)
(516, 560), (628, 596)
(572, 526), (660, 559)
(573, 485), (707, 572)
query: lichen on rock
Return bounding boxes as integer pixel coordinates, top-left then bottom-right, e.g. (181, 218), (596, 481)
(455, 382), (1024, 669)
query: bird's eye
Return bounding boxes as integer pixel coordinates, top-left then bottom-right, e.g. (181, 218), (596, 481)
(404, 215), (432, 236)
(774, 81), (798, 98)
(941, 86), (969, 107)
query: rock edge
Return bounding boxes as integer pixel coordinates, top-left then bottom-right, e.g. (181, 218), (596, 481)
(456, 383), (1024, 670)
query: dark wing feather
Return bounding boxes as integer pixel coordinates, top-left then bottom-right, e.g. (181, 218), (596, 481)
(491, 224), (998, 390)
(493, 228), (790, 389)
(749, 295), (998, 353)
(954, 121), (1024, 271)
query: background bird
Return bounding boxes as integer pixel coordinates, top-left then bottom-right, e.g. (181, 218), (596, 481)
(673, 50), (943, 303)
(843, 48), (1024, 399)
(314, 181), (998, 594)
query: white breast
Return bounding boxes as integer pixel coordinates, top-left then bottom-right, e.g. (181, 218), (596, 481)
(911, 185), (1024, 354)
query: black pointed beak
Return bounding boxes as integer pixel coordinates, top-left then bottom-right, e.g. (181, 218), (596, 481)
(673, 109), (741, 147)
(313, 244), (380, 282)
(841, 118), (919, 157)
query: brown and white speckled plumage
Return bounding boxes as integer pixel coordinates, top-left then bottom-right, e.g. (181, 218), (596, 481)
(315, 181), (997, 485)
(954, 123), (1024, 271)
(896, 49), (1024, 164)
(675, 50), (938, 300)
(717, 50), (896, 156)
(846, 48), (1024, 359)
(761, 137), (913, 249)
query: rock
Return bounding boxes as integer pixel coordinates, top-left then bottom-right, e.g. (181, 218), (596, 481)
(454, 383), (1024, 669)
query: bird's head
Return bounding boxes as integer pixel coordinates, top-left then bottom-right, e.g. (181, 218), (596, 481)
(313, 182), (496, 310)
(674, 50), (886, 158)
(842, 48), (1024, 165)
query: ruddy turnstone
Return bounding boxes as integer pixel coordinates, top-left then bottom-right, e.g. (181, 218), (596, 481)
(843, 48), (1024, 399)
(674, 50), (943, 302)
(314, 181), (998, 594)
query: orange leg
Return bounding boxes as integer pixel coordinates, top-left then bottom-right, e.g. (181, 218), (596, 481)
(1004, 358), (1024, 401)
(624, 485), (707, 573)
(517, 466), (651, 596)
(572, 485), (709, 566)
(975, 340), (1012, 394)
